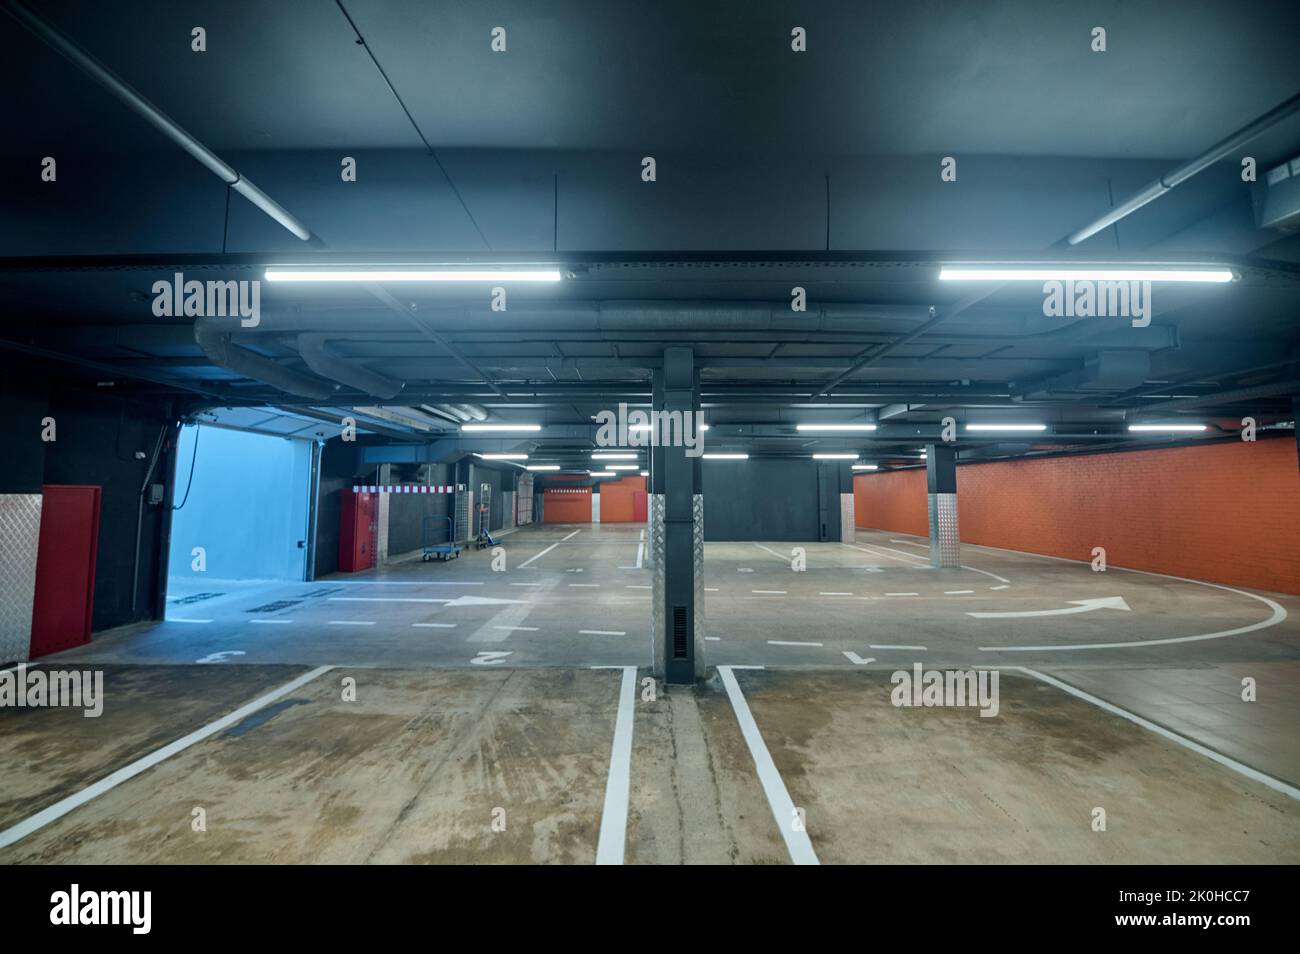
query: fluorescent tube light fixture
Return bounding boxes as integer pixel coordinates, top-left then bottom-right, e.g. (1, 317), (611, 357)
(703, 453), (748, 460)
(1128, 424), (1208, 433)
(813, 453), (859, 460)
(461, 424), (542, 432)
(590, 470), (616, 477)
(591, 452), (638, 460)
(965, 424), (1048, 432)
(265, 267), (563, 283)
(476, 453), (527, 461)
(609, 464), (639, 470)
(938, 266), (1233, 283)
(852, 464), (879, 471)
(526, 465), (560, 471)
(796, 424), (877, 432)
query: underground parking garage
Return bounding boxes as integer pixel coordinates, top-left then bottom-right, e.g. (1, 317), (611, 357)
(2, 0), (1300, 915)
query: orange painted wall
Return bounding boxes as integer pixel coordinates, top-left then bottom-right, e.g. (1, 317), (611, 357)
(543, 486), (591, 523)
(598, 476), (646, 522)
(854, 467), (927, 537)
(855, 439), (1300, 594)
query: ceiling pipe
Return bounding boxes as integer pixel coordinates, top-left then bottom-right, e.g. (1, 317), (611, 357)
(0, 0), (315, 243)
(297, 333), (405, 399)
(193, 321), (336, 400)
(1069, 90), (1300, 245)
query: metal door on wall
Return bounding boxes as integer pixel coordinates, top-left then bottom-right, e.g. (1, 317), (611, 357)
(633, 491), (648, 522)
(30, 485), (101, 658)
(339, 489), (376, 572)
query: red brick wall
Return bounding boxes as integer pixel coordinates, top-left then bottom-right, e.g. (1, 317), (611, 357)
(855, 439), (1300, 594)
(598, 475), (646, 522)
(854, 467), (927, 536)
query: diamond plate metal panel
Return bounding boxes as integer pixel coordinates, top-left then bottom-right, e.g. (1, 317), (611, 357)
(839, 493), (855, 543)
(928, 492), (960, 567)
(693, 493), (706, 678)
(0, 494), (41, 663)
(649, 494), (665, 677)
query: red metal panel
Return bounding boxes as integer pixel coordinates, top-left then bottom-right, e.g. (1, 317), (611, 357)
(30, 485), (101, 658)
(633, 491), (648, 522)
(338, 489), (376, 572)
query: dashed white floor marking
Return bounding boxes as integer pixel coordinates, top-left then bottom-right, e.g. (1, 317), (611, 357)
(568, 583), (600, 588)
(717, 666), (819, 866)
(167, 618), (212, 624)
(819, 591), (853, 596)
(511, 582), (542, 586)
(991, 584), (1009, 590)
(581, 629), (626, 636)
(494, 625), (538, 632)
(885, 592), (919, 597)
(869, 643), (927, 651)
(0, 665), (335, 850)
(944, 590), (975, 595)
(595, 665), (638, 865)
(768, 640), (823, 647)
(248, 619), (293, 625)
(627, 585), (651, 590)
(1018, 667), (1300, 802)
(752, 590), (787, 595)
(328, 620), (375, 626)
(413, 622), (456, 628)
(704, 587), (719, 592)
(843, 541), (929, 565)
(705, 636), (721, 641)
(960, 565), (1012, 585)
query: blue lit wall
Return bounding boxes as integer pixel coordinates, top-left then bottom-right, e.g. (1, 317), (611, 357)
(168, 425), (312, 582)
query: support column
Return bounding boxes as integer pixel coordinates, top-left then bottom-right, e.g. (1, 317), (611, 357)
(652, 347), (704, 683)
(926, 443), (959, 568)
(837, 462), (856, 543)
(646, 372), (666, 569)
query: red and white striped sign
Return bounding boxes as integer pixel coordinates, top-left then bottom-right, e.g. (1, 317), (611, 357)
(351, 485), (458, 494)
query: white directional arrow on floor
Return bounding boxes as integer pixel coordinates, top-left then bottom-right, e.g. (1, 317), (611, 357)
(966, 596), (1131, 619)
(196, 651), (246, 664)
(841, 652), (876, 665)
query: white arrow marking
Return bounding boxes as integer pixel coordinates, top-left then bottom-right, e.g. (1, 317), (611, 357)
(196, 651), (246, 664)
(966, 596), (1131, 619)
(471, 651), (513, 665)
(842, 652), (876, 665)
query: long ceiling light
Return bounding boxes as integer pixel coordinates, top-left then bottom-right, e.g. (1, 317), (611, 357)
(526, 464), (560, 471)
(461, 424), (542, 432)
(1128, 424), (1208, 433)
(703, 453), (748, 460)
(609, 464), (639, 470)
(965, 424), (1047, 432)
(939, 266), (1233, 283)
(852, 464), (879, 471)
(590, 470), (616, 477)
(266, 267), (563, 283)
(813, 453), (859, 460)
(796, 424), (877, 432)
(476, 453), (527, 460)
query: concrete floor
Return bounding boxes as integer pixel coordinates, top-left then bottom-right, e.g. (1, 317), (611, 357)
(3, 523), (1298, 863)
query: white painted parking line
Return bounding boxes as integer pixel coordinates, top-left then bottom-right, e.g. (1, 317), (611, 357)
(494, 625), (539, 632)
(249, 619), (293, 625)
(843, 541), (929, 565)
(752, 590), (787, 595)
(705, 636), (721, 641)
(330, 596), (451, 603)
(944, 590), (975, 595)
(413, 622), (457, 628)
(568, 583), (600, 588)
(753, 542), (791, 563)
(328, 620), (376, 626)
(1018, 667), (1300, 802)
(595, 665), (638, 865)
(704, 587), (719, 592)
(562, 529), (583, 541)
(961, 565), (1012, 585)
(0, 665), (334, 850)
(768, 640), (823, 647)
(519, 542), (561, 567)
(511, 582), (542, 586)
(635, 542), (644, 569)
(885, 592), (919, 597)
(991, 584), (1009, 590)
(627, 585), (651, 590)
(869, 644), (928, 651)
(819, 591), (853, 596)
(717, 666), (820, 865)
(889, 539), (930, 549)
(581, 629), (627, 636)
(167, 617), (212, 624)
